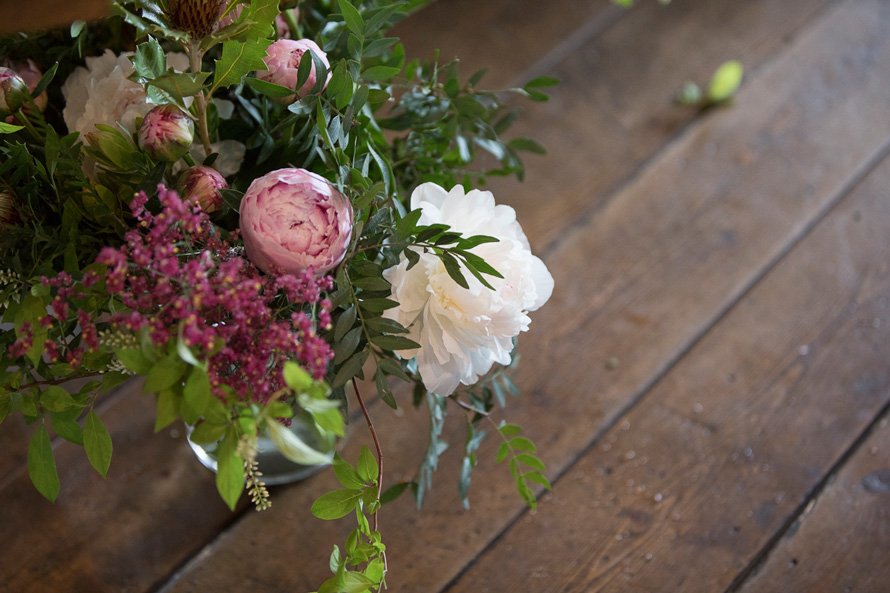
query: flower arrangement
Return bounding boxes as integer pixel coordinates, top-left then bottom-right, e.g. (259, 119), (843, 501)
(0, 1), (555, 590)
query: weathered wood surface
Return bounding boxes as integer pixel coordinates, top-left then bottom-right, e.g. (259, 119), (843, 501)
(444, 128), (890, 593)
(397, 0), (834, 250)
(736, 415), (890, 593)
(0, 0), (108, 34)
(4, 0), (890, 592)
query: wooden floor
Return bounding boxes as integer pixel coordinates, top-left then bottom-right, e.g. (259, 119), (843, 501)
(3, 0), (890, 591)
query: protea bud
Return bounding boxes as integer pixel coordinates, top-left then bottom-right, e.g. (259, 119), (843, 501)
(0, 67), (30, 112)
(138, 103), (195, 162)
(166, 0), (226, 38)
(0, 191), (20, 228)
(178, 165), (227, 213)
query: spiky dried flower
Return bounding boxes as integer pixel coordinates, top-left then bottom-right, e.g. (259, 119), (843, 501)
(0, 190), (20, 228)
(165, 0), (227, 38)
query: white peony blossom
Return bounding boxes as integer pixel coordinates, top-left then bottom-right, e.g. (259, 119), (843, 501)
(62, 50), (189, 137)
(383, 183), (554, 396)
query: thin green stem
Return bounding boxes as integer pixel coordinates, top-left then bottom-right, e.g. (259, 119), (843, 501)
(188, 40), (213, 157)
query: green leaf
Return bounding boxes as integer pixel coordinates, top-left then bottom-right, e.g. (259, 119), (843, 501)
(149, 71), (211, 101)
(523, 470), (552, 489)
(84, 409), (113, 477)
(334, 327), (363, 365)
(496, 441), (510, 463)
(442, 253), (469, 289)
(154, 388), (180, 432)
(707, 60), (743, 103)
(351, 276), (391, 291)
(335, 306), (357, 341)
(283, 361), (314, 392)
(509, 436), (537, 453)
(498, 423), (522, 437)
(362, 65), (401, 82)
(332, 349), (369, 388)
(182, 367), (211, 421)
(333, 453), (365, 489)
(311, 488), (364, 520)
(338, 0), (364, 37)
(1, 392), (11, 425)
(212, 38), (273, 92)
(516, 453), (546, 472)
(133, 37), (166, 80)
(356, 446), (379, 483)
(525, 75), (559, 88)
(40, 385), (77, 412)
(508, 137), (546, 154)
(189, 421), (226, 444)
(363, 316), (408, 335)
(0, 122), (24, 134)
(143, 354), (187, 393)
(375, 368), (396, 409)
(266, 419), (334, 465)
(51, 409), (84, 445)
(244, 76), (295, 99)
(380, 481), (410, 504)
(377, 357), (410, 382)
(28, 425), (60, 502)
(369, 334), (420, 351)
(216, 431), (245, 510)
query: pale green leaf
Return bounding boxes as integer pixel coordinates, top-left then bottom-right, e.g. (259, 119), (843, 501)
(28, 425), (60, 502)
(84, 409), (113, 478)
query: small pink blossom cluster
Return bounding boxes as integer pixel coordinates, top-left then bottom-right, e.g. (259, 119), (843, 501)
(9, 270), (101, 368)
(96, 185), (334, 403)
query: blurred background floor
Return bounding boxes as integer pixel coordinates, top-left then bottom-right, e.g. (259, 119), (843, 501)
(2, 0), (889, 591)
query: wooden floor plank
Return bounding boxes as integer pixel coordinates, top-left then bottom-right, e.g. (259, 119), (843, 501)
(154, 1), (890, 592)
(0, 381), (245, 593)
(442, 109), (890, 593)
(734, 414), (890, 593)
(474, 0), (833, 251)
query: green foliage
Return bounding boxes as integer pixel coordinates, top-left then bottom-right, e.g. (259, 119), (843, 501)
(312, 447), (388, 593)
(676, 60), (744, 108)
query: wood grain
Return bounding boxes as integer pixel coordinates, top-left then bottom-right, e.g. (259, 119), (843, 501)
(0, 0), (108, 34)
(735, 415), (890, 593)
(155, 0), (890, 592)
(443, 105), (890, 593)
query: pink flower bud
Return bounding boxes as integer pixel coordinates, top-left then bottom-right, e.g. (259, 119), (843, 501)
(276, 7), (299, 38)
(2, 59), (47, 112)
(256, 38), (329, 104)
(239, 168), (353, 275)
(138, 103), (195, 162)
(0, 67), (30, 112)
(178, 165), (228, 213)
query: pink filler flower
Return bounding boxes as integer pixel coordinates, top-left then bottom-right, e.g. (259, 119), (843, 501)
(239, 168), (353, 275)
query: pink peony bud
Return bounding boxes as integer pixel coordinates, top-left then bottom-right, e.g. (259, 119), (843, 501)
(2, 59), (47, 112)
(0, 67), (30, 112)
(256, 38), (330, 104)
(276, 7), (299, 38)
(239, 168), (353, 275)
(138, 103), (195, 162)
(178, 165), (228, 213)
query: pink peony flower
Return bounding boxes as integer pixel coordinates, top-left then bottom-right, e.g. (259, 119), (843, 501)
(178, 165), (228, 213)
(239, 168), (353, 275)
(256, 38), (329, 103)
(0, 67), (29, 112)
(138, 103), (195, 162)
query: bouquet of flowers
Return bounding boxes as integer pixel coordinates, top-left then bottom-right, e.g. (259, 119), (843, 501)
(0, 1), (554, 590)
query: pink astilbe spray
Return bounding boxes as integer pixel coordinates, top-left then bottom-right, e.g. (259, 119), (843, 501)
(96, 185), (334, 404)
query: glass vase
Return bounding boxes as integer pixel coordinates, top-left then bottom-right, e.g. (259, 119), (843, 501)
(187, 412), (338, 485)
